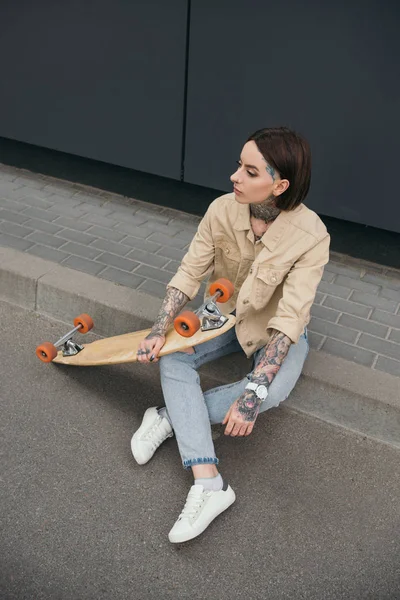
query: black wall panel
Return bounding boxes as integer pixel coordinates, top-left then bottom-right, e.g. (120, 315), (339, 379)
(0, 1), (187, 179)
(184, 0), (400, 232)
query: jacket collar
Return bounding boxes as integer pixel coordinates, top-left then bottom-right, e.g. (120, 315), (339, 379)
(233, 203), (295, 252)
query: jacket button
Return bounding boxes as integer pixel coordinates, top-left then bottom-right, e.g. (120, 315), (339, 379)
(243, 299), (249, 304)
(226, 248), (230, 254)
(247, 341), (253, 347)
(249, 268), (253, 274)
(271, 275), (277, 283)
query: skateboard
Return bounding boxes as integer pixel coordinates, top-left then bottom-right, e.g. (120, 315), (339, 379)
(35, 278), (236, 367)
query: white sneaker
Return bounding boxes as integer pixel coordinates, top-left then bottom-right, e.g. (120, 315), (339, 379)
(131, 407), (173, 465)
(168, 483), (236, 543)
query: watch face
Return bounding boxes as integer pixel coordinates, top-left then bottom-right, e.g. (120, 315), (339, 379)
(257, 385), (268, 400)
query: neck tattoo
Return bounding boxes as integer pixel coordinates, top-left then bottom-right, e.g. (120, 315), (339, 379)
(250, 201), (281, 223)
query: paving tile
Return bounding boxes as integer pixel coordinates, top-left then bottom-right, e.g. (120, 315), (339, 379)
(61, 255), (107, 277)
(58, 241), (103, 260)
(321, 338), (376, 367)
(323, 296), (371, 318)
(144, 220), (184, 236)
(357, 333), (400, 361)
(314, 291), (325, 304)
(85, 225), (127, 243)
(362, 273), (400, 291)
(163, 260), (181, 274)
(147, 232), (188, 249)
(0, 221), (34, 238)
(80, 213), (119, 228)
(155, 246), (186, 261)
(310, 303), (341, 323)
(26, 231), (67, 249)
(334, 275), (380, 295)
(94, 253), (139, 272)
(0, 233), (35, 252)
(317, 280), (351, 299)
(48, 204), (88, 218)
(337, 314), (389, 339)
(134, 264), (173, 284)
(324, 262), (363, 278)
(370, 308), (400, 329)
(119, 236), (162, 254)
(21, 206), (59, 222)
(137, 278), (167, 299)
(379, 287), (400, 302)
(23, 218), (65, 235)
(75, 202), (115, 217)
(321, 270), (336, 283)
(0, 198), (28, 212)
(56, 228), (98, 246)
(0, 208), (31, 225)
(114, 222), (150, 238)
(28, 244), (70, 263)
(13, 195), (54, 210)
(307, 331), (325, 350)
(52, 216), (93, 232)
(350, 291), (397, 313)
(125, 248), (169, 268)
(90, 238), (131, 257)
(308, 317), (358, 344)
(374, 356), (400, 377)
(98, 267), (145, 289)
(388, 329), (400, 344)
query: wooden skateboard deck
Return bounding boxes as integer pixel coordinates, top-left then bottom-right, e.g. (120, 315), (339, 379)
(52, 314), (236, 367)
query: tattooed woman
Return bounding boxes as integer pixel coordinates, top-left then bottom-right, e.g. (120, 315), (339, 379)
(131, 127), (330, 543)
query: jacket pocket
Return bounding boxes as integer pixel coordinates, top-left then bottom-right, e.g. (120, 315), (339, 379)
(254, 264), (291, 308)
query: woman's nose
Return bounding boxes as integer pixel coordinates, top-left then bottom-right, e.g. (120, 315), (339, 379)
(230, 169), (240, 183)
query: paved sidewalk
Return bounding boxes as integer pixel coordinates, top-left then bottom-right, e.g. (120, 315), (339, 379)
(0, 162), (399, 378)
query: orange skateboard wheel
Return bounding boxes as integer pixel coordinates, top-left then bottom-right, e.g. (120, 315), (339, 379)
(73, 313), (94, 334)
(36, 342), (58, 363)
(209, 278), (234, 303)
(174, 311), (201, 337)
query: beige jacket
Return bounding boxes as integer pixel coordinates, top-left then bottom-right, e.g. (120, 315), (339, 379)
(168, 193), (330, 357)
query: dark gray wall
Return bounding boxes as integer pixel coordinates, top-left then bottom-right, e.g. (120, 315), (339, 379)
(0, 1), (399, 232)
(184, 0), (400, 232)
(0, 0), (187, 179)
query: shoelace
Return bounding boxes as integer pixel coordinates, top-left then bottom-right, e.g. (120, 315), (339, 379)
(178, 488), (207, 520)
(144, 417), (168, 451)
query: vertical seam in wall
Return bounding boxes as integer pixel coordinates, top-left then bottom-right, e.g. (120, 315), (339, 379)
(180, 0), (191, 182)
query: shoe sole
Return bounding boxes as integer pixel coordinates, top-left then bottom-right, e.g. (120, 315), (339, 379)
(168, 489), (236, 544)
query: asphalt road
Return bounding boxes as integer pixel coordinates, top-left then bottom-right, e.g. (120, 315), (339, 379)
(1, 301), (399, 600)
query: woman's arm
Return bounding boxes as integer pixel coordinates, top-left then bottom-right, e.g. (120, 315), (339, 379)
(223, 329), (291, 433)
(137, 287), (190, 363)
(236, 329), (292, 421)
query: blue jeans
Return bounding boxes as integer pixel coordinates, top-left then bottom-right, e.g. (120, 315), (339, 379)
(159, 327), (309, 469)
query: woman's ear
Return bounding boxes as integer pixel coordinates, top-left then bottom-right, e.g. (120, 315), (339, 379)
(273, 178), (290, 197)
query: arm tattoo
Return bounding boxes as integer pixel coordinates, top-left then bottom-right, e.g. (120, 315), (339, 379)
(237, 330), (292, 421)
(146, 286), (189, 339)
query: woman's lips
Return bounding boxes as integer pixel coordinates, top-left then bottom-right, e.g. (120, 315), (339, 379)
(234, 187), (242, 195)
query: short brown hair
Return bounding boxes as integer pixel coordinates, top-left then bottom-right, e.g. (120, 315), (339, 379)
(247, 127), (311, 210)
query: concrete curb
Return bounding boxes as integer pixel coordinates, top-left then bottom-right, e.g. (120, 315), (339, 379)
(1, 246), (399, 448)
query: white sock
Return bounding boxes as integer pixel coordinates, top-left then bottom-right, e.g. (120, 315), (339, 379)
(194, 473), (223, 492)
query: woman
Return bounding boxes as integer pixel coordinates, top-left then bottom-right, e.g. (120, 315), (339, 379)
(131, 127), (330, 543)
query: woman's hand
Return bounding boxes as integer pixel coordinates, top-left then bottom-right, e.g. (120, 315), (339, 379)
(136, 333), (166, 363)
(222, 391), (261, 437)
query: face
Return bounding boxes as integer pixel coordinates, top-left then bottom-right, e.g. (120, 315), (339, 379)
(230, 141), (289, 205)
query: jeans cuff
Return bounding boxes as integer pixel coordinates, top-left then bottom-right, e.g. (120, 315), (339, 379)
(183, 457), (219, 470)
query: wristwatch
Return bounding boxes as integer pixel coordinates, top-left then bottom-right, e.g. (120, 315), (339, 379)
(245, 381), (269, 401)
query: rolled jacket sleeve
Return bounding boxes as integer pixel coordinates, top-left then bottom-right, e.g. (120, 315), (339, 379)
(167, 203), (216, 299)
(267, 233), (331, 343)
